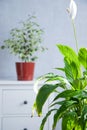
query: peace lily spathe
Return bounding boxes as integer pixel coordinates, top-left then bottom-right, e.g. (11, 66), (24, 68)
(67, 0), (77, 20)
(67, 0), (78, 52)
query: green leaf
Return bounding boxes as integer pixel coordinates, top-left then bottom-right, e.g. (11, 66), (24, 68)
(37, 73), (69, 89)
(55, 67), (65, 72)
(74, 125), (82, 130)
(57, 44), (78, 62)
(82, 105), (87, 118)
(46, 75), (70, 89)
(64, 58), (75, 82)
(64, 57), (81, 82)
(57, 44), (81, 78)
(72, 77), (87, 90)
(78, 48), (87, 69)
(62, 112), (77, 130)
(53, 90), (81, 102)
(52, 100), (77, 130)
(37, 73), (56, 81)
(81, 105), (87, 130)
(40, 109), (57, 130)
(34, 83), (59, 115)
(49, 100), (66, 108)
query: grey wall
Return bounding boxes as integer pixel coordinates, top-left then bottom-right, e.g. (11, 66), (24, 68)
(0, 0), (87, 80)
(0, 0), (87, 129)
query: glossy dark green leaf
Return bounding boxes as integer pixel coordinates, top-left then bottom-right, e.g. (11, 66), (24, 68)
(49, 100), (66, 108)
(40, 109), (57, 130)
(34, 83), (59, 115)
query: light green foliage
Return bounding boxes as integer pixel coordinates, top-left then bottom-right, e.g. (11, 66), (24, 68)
(0, 15), (47, 62)
(33, 44), (87, 130)
(78, 48), (87, 69)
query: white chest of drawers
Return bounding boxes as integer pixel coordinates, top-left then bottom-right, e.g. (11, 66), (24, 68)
(0, 81), (51, 130)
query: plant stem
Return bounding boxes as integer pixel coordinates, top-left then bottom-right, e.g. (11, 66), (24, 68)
(72, 19), (78, 53)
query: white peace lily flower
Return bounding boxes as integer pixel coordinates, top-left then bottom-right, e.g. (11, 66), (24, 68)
(67, 0), (77, 20)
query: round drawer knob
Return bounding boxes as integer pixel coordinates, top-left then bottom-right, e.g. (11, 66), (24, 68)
(23, 101), (28, 104)
(23, 128), (28, 130)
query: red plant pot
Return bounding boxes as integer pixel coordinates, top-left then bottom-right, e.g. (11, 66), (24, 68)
(16, 62), (35, 81)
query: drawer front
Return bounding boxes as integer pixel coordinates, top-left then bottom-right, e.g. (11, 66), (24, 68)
(2, 90), (48, 114)
(3, 90), (35, 114)
(2, 117), (48, 130)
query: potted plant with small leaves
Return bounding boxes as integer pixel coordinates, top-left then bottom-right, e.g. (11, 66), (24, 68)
(0, 15), (47, 80)
(32, 0), (87, 130)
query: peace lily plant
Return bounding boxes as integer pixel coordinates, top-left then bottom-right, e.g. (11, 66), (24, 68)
(32, 0), (87, 130)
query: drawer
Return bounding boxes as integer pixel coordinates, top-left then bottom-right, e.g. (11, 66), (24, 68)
(2, 90), (48, 114)
(2, 90), (35, 114)
(2, 117), (48, 130)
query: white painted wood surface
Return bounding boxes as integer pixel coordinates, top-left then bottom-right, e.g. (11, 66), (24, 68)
(0, 81), (51, 130)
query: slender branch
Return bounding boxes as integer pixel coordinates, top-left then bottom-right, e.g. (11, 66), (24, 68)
(71, 19), (78, 52)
